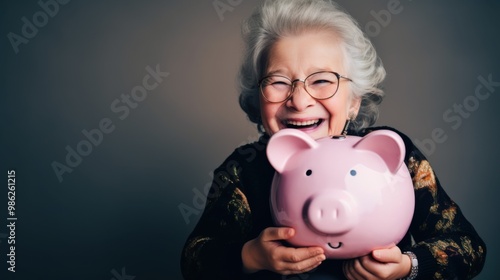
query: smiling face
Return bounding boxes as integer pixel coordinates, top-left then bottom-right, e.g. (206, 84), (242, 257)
(260, 30), (361, 139)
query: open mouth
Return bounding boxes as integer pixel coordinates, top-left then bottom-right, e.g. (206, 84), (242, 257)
(328, 242), (342, 249)
(284, 119), (323, 129)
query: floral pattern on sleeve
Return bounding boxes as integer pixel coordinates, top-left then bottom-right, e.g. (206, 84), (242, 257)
(407, 152), (486, 279)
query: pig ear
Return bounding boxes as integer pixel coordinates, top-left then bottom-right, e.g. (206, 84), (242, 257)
(353, 130), (406, 174)
(266, 129), (318, 173)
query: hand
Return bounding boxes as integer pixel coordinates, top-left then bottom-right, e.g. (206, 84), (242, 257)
(242, 227), (326, 275)
(342, 245), (411, 280)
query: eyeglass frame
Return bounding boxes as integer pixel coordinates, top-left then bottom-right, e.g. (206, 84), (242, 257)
(258, 71), (353, 103)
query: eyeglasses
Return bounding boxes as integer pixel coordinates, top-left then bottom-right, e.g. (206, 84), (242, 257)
(258, 71), (352, 103)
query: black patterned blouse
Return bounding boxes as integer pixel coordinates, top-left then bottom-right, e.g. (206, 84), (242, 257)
(181, 127), (486, 280)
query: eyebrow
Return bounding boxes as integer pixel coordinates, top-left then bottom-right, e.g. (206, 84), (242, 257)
(264, 69), (288, 77)
(264, 68), (335, 77)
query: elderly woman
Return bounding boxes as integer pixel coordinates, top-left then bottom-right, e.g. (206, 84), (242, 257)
(181, 0), (486, 279)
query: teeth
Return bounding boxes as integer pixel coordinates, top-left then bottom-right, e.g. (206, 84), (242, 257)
(286, 119), (320, 126)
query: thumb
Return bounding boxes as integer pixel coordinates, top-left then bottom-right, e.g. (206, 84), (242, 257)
(262, 227), (295, 242)
(372, 246), (401, 263)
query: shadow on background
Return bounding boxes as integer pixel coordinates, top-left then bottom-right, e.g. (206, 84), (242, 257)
(1, 0), (499, 279)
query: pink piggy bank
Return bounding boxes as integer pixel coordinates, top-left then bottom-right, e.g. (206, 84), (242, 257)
(267, 129), (415, 259)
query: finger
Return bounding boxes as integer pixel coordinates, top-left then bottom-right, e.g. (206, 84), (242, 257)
(344, 260), (365, 280)
(281, 253), (325, 275)
(342, 261), (353, 279)
(282, 260), (323, 275)
(279, 246), (325, 263)
(372, 245), (401, 263)
(261, 227), (295, 242)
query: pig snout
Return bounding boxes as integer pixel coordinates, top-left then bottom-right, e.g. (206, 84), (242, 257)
(305, 190), (358, 234)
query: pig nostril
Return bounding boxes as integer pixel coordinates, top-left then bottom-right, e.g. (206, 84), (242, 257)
(318, 209), (340, 219)
(307, 193), (357, 234)
(332, 209), (338, 219)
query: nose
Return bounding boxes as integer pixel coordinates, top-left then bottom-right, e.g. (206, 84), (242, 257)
(286, 81), (316, 111)
(306, 190), (358, 234)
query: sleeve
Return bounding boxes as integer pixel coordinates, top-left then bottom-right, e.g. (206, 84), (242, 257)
(180, 154), (254, 280)
(402, 137), (487, 279)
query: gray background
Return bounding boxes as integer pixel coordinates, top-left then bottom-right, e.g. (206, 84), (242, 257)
(1, 0), (499, 279)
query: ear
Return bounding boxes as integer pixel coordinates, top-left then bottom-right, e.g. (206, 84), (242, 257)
(266, 129), (318, 173)
(353, 130), (405, 174)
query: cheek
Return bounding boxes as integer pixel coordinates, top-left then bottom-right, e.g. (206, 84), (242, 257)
(323, 99), (348, 119)
(321, 98), (350, 135)
(327, 114), (348, 135)
(327, 89), (353, 117)
(260, 100), (282, 133)
(260, 99), (273, 120)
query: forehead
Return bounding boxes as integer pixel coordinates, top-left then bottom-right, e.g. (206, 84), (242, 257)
(266, 30), (346, 76)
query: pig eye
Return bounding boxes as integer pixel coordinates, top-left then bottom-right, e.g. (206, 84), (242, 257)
(350, 169), (357, 176)
(306, 169), (312, 176)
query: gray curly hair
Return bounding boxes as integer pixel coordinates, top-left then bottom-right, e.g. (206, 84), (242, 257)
(238, 0), (386, 133)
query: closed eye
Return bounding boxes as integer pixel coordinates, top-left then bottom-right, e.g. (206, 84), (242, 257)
(311, 79), (333, 85)
(271, 81), (291, 86)
(270, 81), (290, 91)
(308, 79), (335, 90)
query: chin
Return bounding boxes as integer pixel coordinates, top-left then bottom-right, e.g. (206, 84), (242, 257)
(293, 128), (329, 140)
(309, 131), (330, 140)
